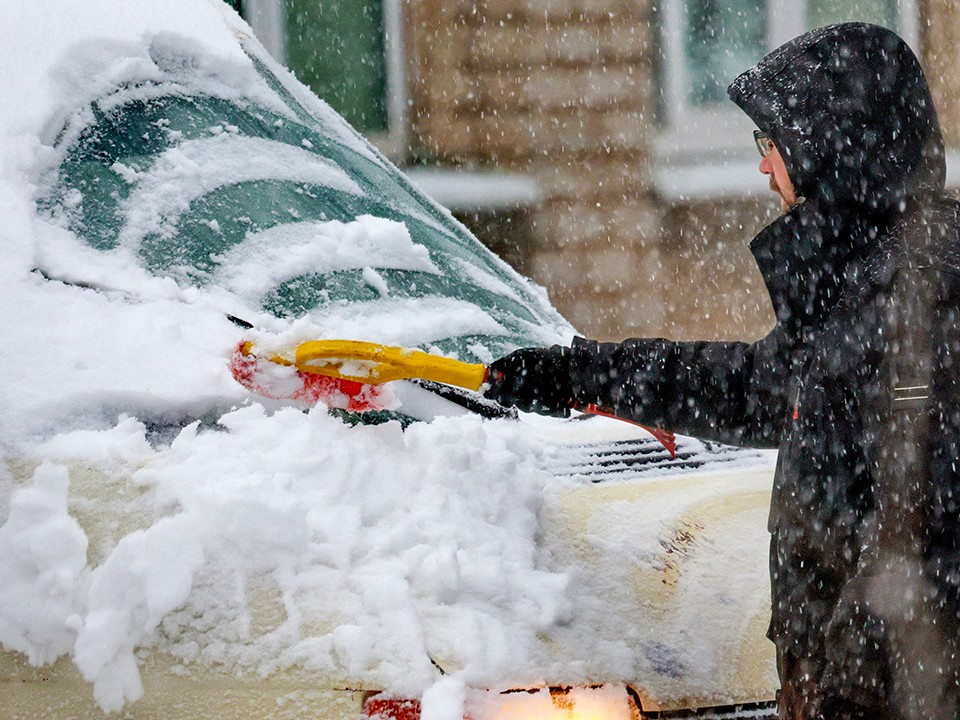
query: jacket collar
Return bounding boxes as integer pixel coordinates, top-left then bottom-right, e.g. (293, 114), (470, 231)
(750, 199), (870, 331)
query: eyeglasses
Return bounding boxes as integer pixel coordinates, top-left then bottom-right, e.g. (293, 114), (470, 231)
(753, 130), (774, 158)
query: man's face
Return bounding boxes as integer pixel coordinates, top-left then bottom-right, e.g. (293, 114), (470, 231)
(758, 138), (797, 212)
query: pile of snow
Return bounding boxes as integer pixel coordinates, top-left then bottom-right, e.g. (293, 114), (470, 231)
(3, 410), (594, 712)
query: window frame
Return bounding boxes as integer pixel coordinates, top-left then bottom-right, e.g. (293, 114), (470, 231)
(654, 0), (920, 163)
(242, 0), (410, 159)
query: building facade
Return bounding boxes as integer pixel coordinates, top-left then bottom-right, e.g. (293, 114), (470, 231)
(241, 0), (960, 343)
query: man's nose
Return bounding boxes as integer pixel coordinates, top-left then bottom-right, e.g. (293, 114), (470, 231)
(759, 155), (772, 174)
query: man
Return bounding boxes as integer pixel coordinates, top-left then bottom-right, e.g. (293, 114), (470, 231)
(484, 23), (960, 720)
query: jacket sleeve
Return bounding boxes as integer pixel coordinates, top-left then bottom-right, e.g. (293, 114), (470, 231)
(566, 330), (796, 448)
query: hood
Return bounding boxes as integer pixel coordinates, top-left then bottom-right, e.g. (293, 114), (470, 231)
(728, 23), (945, 211)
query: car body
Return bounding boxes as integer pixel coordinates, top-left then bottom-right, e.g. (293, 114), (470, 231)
(0, 2), (778, 718)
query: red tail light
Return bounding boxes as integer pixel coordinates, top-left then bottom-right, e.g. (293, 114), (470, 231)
(363, 696), (423, 720)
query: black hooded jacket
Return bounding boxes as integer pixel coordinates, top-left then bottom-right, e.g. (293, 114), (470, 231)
(490, 23), (960, 716)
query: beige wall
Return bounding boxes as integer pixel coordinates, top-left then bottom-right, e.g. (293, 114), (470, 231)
(407, 0), (960, 344)
(408, 0), (668, 341)
(923, 0), (960, 148)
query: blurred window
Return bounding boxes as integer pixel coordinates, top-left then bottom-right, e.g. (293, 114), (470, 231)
(685, 0), (768, 107)
(655, 0), (918, 160)
(284, 0), (387, 134)
(242, 0), (408, 158)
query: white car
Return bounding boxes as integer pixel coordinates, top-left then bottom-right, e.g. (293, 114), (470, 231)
(0, 1), (778, 718)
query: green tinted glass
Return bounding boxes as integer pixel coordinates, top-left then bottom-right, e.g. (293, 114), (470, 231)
(38, 40), (571, 366)
(284, 0), (388, 133)
(808, 0), (898, 29)
(685, 0), (767, 106)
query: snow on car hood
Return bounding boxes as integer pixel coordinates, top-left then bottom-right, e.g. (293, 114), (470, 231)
(3, 410), (585, 712)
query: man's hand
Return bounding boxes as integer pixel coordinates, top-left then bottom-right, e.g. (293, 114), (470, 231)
(484, 346), (574, 416)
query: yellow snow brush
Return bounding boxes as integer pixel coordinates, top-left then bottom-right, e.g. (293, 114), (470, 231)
(232, 338), (676, 455)
(239, 339), (490, 391)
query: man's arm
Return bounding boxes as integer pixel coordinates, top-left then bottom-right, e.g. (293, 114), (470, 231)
(486, 329), (796, 448)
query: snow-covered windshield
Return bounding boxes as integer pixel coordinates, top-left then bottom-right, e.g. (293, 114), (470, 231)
(37, 36), (572, 364)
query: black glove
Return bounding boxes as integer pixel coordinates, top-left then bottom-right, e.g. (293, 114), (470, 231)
(484, 345), (575, 416)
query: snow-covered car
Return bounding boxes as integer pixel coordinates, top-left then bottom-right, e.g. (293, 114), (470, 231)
(0, 2), (778, 719)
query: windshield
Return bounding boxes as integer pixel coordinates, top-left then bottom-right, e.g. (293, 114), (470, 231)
(38, 38), (572, 364)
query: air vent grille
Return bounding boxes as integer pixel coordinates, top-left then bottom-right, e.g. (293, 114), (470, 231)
(542, 435), (770, 483)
